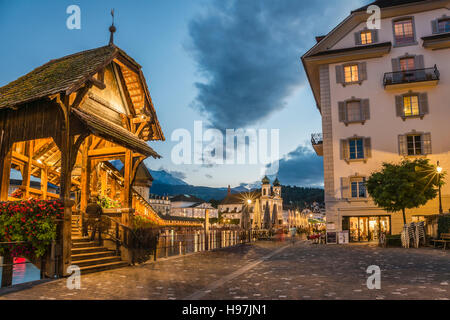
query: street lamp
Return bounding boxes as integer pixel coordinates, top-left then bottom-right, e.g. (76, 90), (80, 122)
(437, 161), (443, 214)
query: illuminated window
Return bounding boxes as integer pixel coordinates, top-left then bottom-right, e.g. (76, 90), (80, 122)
(407, 135), (422, 155)
(360, 31), (372, 45)
(394, 19), (414, 45)
(344, 65), (359, 83)
(438, 18), (450, 33)
(400, 57), (415, 71)
(349, 138), (364, 160)
(403, 95), (420, 116)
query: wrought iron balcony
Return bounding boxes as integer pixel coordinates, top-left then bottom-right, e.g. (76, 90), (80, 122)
(383, 65), (440, 90)
(311, 133), (323, 156)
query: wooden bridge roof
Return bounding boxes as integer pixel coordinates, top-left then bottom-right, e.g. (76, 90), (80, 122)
(0, 44), (164, 142)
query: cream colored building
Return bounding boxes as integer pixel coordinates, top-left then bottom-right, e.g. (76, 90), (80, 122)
(303, 0), (450, 242)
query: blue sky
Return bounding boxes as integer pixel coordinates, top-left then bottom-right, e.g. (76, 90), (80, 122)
(0, 0), (368, 188)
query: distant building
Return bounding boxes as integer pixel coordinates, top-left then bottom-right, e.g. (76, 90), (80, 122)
(219, 177), (284, 226)
(170, 194), (218, 219)
(148, 195), (171, 216)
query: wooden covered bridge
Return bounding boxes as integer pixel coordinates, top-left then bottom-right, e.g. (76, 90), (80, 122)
(0, 33), (201, 281)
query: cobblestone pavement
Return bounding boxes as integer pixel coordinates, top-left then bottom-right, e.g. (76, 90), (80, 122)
(0, 241), (448, 300)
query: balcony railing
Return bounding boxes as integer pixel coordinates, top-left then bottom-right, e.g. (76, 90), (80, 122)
(311, 133), (323, 146)
(383, 65), (440, 87)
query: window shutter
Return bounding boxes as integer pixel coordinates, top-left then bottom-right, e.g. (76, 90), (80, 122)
(338, 102), (347, 123)
(372, 29), (379, 43)
(419, 93), (429, 115)
(431, 20), (439, 34)
(340, 139), (349, 160)
(391, 58), (400, 72)
(341, 177), (350, 199)
(422, 133), (432, 155)
(354, 32), (362, 45)
(364, 138), (372, 158)
(414, 55), (425, 69)
(395, 96), (404, 117)
(398, 135), (407, 156)
(336, 65), (344, 84)
(361, 99), (370, 120)
(359, 62), (367, 81)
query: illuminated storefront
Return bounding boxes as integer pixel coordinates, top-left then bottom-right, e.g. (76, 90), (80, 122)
(342, 216), (391, 242)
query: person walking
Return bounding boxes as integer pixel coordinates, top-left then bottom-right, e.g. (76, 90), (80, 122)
(290, 226), (297, 245)
(86, 196), (103, 242)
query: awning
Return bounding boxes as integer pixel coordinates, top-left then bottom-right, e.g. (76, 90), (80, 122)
(72, 108), (160, 158)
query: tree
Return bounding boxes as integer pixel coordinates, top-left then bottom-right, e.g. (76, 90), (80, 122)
(366, 159), (445, 225)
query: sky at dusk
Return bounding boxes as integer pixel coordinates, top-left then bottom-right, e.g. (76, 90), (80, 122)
(0, 0), (370, 188)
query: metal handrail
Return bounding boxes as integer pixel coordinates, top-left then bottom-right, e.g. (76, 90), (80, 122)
(383, 65), (440, 86)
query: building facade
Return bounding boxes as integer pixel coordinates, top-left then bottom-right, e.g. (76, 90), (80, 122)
(148, 195), (171, 216)
(219, 177), (284, 226)
(303, 0), (450, 241)
(170, 194), (218, 219)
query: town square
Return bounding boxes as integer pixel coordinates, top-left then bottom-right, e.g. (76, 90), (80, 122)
(0, 0), (449, 310)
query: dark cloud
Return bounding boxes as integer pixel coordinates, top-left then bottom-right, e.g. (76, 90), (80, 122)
(205, 174), (213, 179)
(188, 0), (363, 129)
(267, 145), (323, 187)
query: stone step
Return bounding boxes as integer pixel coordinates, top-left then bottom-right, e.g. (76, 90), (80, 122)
(71, 246), (108, 255)
(72, 237), (91, 243)
(79, 261), (129, 274)
(72, 241), (98, 249)
(72, 256), (122, 267)
(71, 250), (116, 261)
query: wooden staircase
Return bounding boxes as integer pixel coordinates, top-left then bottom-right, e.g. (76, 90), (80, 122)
(71, 215), (128, 274)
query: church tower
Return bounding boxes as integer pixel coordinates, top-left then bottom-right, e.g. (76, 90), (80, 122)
(272, 177), (281, 198)
(261, 175), (271, 212)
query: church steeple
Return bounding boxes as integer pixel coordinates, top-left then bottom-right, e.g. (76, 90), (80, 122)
(109, 9), (116, 45)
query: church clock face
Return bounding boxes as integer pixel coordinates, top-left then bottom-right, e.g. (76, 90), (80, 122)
(275, 189), (280, 195)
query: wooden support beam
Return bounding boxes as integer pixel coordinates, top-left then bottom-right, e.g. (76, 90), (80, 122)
(41, 166), (48, 200)
(0, 148), (12, 201)
(88, 146), (127, 158)
(80, 137), (91, 213)
(22, 140), (33, 198)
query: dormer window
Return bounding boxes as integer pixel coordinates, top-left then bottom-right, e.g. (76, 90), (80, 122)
(354, 29), (378, 46)
(393, 18), (415, 46)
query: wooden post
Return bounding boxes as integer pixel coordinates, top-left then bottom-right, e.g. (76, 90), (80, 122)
(121, 150), (132, 226)
(1, 250), (13, 288)
(80, 137), (91, 212)
(41, 166), (48, 200)
(0, 148), (12, 201)
(22, 140), (33, 198)
(57, 94), (74, 277)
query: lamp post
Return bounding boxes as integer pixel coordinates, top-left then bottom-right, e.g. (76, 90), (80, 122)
(437, 161), (443, 214)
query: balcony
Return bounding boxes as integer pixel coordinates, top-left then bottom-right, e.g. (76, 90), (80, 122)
(383, 66), (440, 90)
(311, 133), (323, 156)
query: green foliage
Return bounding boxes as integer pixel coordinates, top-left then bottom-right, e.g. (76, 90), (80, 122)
(0, 200), (63, 257)
(366, 159), (445, 223)
(437, 215), (450, 238)
(132, 215), (158, 230)
(385, 234), (402, 247)
(97, 195), (120, 209)
(281, 186), (324, 208)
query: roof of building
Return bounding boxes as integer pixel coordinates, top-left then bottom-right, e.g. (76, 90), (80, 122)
(170, 194), (205, 203)
(273, 178), (280, 187)
(262, 176), (270, 184)
(0, 43), (165, 142)
(352, 0), (428, 13)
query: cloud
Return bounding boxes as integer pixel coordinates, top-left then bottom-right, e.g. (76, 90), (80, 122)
(188, 0), (364, 130)
(267, 145), (323, 187)
(205, 174), (213, 179)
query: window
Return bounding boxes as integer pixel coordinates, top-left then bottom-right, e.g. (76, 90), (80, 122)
(400, 57), (415, 71)
(339, 99), (370, 124)
(394, 19), (415, 45)
(351, 178), (367, 198)
(438, 18), (450, 33)
(346, 101), (362, 122)
(403, 95), (420, 116)
(360, 31), (372, 45)
(344, 65), (359, 83)
(407, 135), (422, 155)
(349, 138), (364, 160)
